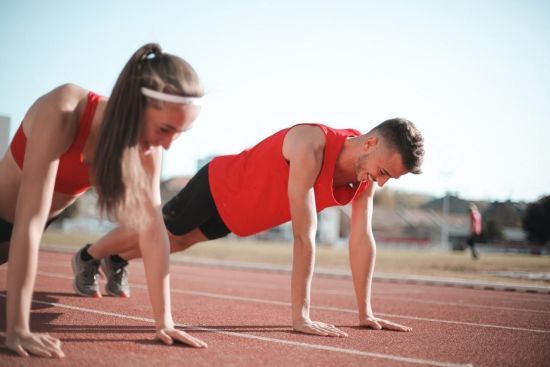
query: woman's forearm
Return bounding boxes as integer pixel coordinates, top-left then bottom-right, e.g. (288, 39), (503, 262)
(138, 210), (173, 329)
(6, 222), (44, 335)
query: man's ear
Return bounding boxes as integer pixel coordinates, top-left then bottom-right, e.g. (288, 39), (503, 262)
(363, 135), (379, 152)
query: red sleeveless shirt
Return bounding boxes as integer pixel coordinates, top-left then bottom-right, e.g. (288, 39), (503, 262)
(209, 123), (369, 236)
(10, 91), (99, 195)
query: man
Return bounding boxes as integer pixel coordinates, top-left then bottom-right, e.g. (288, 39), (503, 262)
(73, 118), (424, 338)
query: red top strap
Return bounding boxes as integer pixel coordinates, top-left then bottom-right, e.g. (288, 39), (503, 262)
(9, 91), (100, 195)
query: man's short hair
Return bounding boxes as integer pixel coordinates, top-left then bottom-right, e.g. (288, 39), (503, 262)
(371, 118), (424, 174)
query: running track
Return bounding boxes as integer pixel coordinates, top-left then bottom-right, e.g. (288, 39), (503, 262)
(1, 250), (549, 367)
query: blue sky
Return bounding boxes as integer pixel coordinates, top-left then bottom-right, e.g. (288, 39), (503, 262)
(1, 0), (549, 202)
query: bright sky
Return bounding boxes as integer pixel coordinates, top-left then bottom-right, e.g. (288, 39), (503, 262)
(1, 0), (549, 203)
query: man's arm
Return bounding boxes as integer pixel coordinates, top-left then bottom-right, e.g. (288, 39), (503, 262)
(283, 125), (347, 337)
(349, 184), (412, 331)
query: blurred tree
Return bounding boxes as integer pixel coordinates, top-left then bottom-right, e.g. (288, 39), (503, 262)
(522, 195), (550, 246)
(481, 200), (525, 243)
(483, 200), (524, 227)
(483, 219), (503, 242)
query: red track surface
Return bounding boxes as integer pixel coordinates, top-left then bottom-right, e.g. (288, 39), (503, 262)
(1, 250), (549, 367)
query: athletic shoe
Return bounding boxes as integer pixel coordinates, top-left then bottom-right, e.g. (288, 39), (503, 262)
(101, 256), (130, 298)
(72, 244), (102, 298)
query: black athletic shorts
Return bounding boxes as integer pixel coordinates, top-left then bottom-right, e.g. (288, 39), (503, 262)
(162, 163), (230, 240)
(0, 216), (59, 265)
(0, 216), (59, 243)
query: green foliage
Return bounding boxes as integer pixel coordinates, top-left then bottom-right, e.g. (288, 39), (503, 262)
(484, 200), (524, 227)
(483, 219), (503, 242)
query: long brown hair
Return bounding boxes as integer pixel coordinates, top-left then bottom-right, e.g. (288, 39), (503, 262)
(93, 43), (203, 226)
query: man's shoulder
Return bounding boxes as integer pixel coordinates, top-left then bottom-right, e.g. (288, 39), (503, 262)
(286, 124), (327, 147)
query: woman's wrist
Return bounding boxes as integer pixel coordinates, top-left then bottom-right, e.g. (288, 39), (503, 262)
(155, 316), (175, 330)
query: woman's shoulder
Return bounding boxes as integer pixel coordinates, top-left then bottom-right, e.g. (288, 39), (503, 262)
(42, 84), (90, 109)
(22, 84), (92, 150)
(25, 84), (89, 120)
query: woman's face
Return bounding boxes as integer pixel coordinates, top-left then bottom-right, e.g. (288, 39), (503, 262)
(140, 102), (201, 151)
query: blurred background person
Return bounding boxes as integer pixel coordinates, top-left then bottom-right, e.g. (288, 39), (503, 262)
(467, 203), (482, 259)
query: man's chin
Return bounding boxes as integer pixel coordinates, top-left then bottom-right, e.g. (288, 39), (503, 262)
(358, 173), (371, 183)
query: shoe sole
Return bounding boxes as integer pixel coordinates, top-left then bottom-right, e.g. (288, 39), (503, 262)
(101, 260), (131, 298)
(107, 289), (130, 298)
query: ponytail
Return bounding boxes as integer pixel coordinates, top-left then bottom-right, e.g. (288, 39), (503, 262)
(93, 43), (203, 227)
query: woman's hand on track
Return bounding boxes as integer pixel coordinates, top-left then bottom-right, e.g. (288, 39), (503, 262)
(293, 319), (348, 337)
(156, 327), (208, 348)
(359, 315), (412, 332)
(5, 331), (65, 358)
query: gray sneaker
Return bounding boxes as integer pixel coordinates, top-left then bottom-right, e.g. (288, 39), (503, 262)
(101, 256), (130, 298)
(72, 245), (101, 298)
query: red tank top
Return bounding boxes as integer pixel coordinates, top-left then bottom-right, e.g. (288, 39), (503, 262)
(470, 211), (482, 235)
(10, 91), (100, 195)
(209, 123), (369, 236)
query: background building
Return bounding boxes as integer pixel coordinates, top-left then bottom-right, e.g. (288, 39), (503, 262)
(0, 115), (10, 156)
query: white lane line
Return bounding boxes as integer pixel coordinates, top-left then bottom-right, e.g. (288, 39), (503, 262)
(169, 272), (424, 296)
(171, 273), (550, 314)
(167, 266), (550, 301)
(179, 273), (550, 303)
(34, 261), (550, 313)
(37, 252), (550, 296)
(0, 293), (471, 367)
(32, 271), (550, 334)
(373, 296), (550, 314)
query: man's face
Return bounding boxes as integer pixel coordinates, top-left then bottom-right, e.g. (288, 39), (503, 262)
(355, 136), (408, 187)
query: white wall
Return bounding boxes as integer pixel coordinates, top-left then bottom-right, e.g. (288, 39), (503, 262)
(317, 207), (341, 245)
(0, 115), (11, 156)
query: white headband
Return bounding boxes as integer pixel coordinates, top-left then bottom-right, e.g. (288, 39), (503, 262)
(141, 87), (201, 105)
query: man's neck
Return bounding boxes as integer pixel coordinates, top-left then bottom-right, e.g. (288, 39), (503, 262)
(333, 137), (360, 186)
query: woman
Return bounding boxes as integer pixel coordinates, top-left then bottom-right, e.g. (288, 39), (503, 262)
(0, 43), (208, 357)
